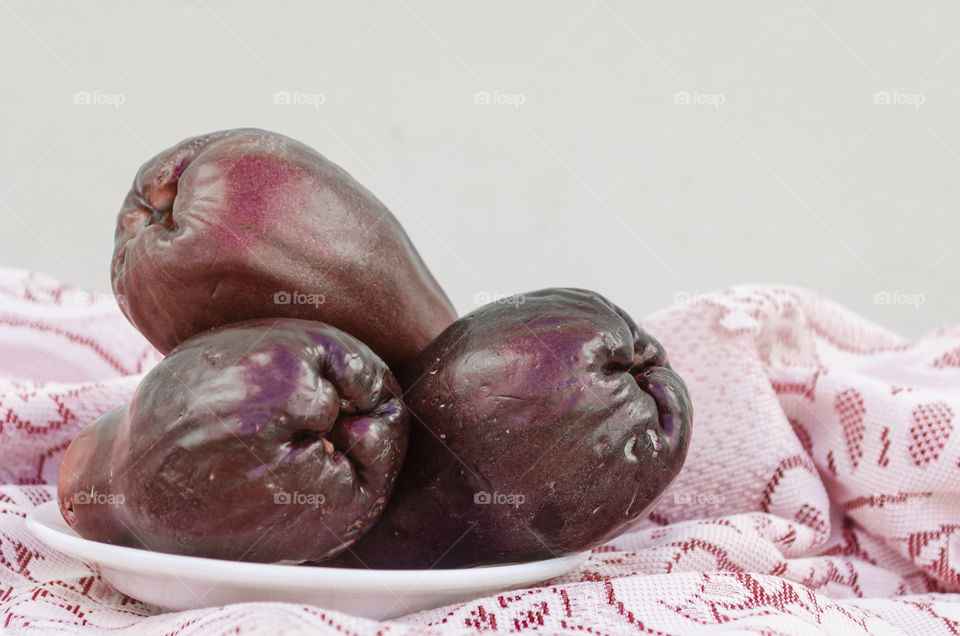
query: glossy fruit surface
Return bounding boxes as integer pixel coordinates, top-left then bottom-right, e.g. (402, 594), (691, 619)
(111, 128), (456, 371)
(57, 318), (408, 563)
(323, 288), (692, 569)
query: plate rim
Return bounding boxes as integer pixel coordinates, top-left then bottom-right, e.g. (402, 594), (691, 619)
(26, 500), (589, 592)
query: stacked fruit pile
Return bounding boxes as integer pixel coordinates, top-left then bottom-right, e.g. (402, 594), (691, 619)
(57, 129), (693, 570)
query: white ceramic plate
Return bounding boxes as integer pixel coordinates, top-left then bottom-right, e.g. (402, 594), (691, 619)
(26, 501), (588, 620)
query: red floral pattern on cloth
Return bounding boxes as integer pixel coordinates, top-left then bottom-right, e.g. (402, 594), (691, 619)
(1, 270), (960, 634)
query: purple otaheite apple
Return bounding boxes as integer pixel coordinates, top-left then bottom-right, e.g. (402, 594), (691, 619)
(57, 318), (408, 563)
(111, 128), (456, 371)
(321, 288), (693, 569)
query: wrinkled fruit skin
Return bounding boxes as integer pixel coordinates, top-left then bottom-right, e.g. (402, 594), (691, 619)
(111, 128), (456, 372)
(323, 288), (692, 569)
(57, 318), (408, 563)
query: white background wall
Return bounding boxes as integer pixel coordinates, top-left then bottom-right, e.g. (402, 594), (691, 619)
(2, 1), (957, 338)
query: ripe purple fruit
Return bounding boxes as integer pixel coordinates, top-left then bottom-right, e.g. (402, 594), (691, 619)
(111, 128), (456, 372)
(323, 288), (692, 569)
(58, 318), (408, 563)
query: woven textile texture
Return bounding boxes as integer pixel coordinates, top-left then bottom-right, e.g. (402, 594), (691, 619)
(2, 269), (959, 634)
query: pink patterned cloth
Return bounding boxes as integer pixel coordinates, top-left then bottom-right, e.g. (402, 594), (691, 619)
(2, 268), (960, 634)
